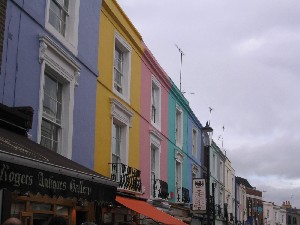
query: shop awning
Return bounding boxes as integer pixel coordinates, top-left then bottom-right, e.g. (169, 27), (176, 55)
(0, 127), (118, 203)
(115, 196), (188, 225)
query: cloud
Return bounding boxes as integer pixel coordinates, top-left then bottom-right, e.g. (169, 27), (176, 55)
(116, 0), (300, 208)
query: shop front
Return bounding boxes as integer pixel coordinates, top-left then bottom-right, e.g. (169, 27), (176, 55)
(0, 104), (118, 225)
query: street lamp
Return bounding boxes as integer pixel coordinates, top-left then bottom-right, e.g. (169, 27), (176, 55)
(202, 121), (213, 225)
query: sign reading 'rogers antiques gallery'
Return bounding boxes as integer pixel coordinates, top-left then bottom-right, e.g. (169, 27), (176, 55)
(0, 160), (97, 200)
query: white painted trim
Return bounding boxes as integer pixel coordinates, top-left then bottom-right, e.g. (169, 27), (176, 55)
(39, 34), (81, 84)
(175, 151), (184, 163)
(110, 98), (133, 166)
(110, 98), (133, 127)
(151, 75), (161, 131)
(149, 128), (163, 142)
(38, 34), (81, 159)
(175, 105), (183, 148)
(112, 31), (132, 103)
(150, 133), (161, 198)
(192, 126), (198, 158)
(192, 164), (199, 176)
(175, 152), (183, 203)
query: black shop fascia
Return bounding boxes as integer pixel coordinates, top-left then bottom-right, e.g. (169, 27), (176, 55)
(0, 103), (118, 223)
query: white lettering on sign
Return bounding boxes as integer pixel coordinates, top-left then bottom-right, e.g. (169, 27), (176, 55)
(70, 179), (91, 195)
(0, 162), (93, 197)
(38, 172), (67, 191)
(0, 164), (33, 186)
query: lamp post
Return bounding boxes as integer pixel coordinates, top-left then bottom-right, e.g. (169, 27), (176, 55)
(202, 121), (213, 225)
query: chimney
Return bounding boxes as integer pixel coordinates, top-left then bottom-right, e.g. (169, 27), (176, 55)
(0, 103), (33, 136)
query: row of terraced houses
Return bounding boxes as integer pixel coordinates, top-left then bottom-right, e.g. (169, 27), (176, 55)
(0, 1), (298, 225)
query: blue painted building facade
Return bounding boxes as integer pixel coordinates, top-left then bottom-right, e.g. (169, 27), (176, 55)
(167, 79), (204, 222)
(0, 0), (101, 169)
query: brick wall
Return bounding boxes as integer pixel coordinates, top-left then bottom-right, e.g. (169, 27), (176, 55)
(0, 0), (7, 70)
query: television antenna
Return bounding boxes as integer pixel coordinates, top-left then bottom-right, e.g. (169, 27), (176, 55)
(175, 44), (185, 92)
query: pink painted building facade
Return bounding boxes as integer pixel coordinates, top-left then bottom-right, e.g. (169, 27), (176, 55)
(140, 42), (171, 199)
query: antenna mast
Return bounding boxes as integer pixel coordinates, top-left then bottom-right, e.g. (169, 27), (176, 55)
(175, 44), (185, 92)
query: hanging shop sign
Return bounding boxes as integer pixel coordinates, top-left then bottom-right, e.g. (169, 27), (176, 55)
(192, 178), (206, 211)
(0, 159), (114, 202)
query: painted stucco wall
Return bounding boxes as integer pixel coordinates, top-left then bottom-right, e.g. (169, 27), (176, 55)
(71, 0), (101, 169)
(140, 43), (170, 198)
(0, 0), (46, 137)
(186, 115), (203, 200)
(168, 83), (189, 202)
(0, 0), (101, 169)
(94, 0), (143, 177)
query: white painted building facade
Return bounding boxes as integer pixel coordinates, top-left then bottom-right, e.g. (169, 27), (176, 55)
(225, 156), (235, 222)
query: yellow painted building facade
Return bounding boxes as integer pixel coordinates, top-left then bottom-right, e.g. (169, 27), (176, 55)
(94, 0), (143, 179)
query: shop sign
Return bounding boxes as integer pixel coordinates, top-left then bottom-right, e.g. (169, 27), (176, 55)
(0, 160), (113, 201)
(192, 178), (206, 211)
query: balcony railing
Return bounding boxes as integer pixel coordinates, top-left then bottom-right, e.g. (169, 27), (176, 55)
(182, 187), (190, 203)
(110, 163), (142, 193)
(153, 179), (169, 200)
(176, 186), (190, 203)
(216, 204), (223, 218)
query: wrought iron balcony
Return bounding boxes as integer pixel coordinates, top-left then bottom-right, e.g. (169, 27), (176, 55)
(182, 187), (190, 203)
(153, 179), (169, 200)
(176, 186), (190, 203)
(110, 163), (142, 193)
(216, 204), (223, 218)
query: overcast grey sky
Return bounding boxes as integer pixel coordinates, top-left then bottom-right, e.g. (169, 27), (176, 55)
(116, 0), (300, 207)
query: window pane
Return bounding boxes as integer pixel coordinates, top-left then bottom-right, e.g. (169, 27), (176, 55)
(56, 82), (62, 123)
(112, 123), (121, 157)
(56, 205), (69, 216)
(112, 154), (120, 164)
(49, 1), (61, 31)
(151, 105), (156, 123)
(41, 119), (59, 152)
(151, 148), (155, 172)
(49, 0), (68, 36)
(10, 202), (25, 218)
(56, 0), (69, 10)
(114, 47), (123, 93)
(114, 69), (122, 85)
(151, 85), (157, 123)
(32, 203), (52, 211)
(43, 75), (57, 119)
(43, 74), (62, 124)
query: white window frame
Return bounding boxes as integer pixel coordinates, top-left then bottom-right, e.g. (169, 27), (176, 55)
(220, 160), (224, 183)
(45, 0), (80, 55)
(113, 32), (132, 103)
(112, 121), (122, 165)
(192, 127), (198, 158)
(213, 154), (216, 176)
(175, 151), (184, 203)
(38, 34), (80, 157)
(40, 70), (63, 152)
(38, 34), (80, 158)
(110, 98), (133, 167)
(151, 75), (161, 130)
(175, 105), (183, 148)
(150, 131), (161, 198)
